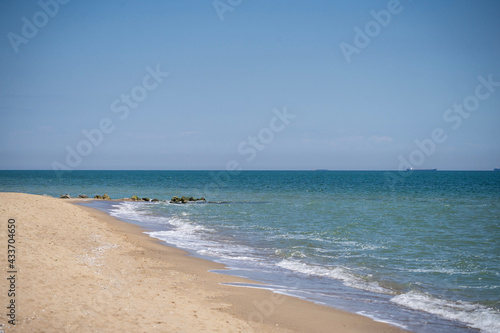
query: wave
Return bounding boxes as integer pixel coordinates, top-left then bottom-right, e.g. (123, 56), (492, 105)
(278, 259), (500, 332)
(109, 201), (148, 220)
(146, 227), (257, 263)
(109, 202), (267, 267)
(277, 259), (394, 295)
(400, 267), (476, 275)
(391, 290), (500, 333)
(110, 201), (214, 247)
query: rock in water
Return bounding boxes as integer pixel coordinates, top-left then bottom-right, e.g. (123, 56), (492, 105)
(78, 195), (88, 199)
(102, 194), (111, 200)
(60, 194), (71, 199)
(94, 195), (103, 199)
(170, 196), (207, 204)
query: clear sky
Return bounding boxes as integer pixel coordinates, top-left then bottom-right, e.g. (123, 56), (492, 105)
(1, 0), (499, 171)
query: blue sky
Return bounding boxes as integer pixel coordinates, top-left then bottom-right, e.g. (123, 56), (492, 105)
(1, 0), (499, 170)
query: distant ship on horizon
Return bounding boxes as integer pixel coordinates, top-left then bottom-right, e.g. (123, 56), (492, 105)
(406, 168), (437, 171)
(494, 167), (500, 171)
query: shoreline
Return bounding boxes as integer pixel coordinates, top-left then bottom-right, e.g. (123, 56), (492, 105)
(0, 193), (407, 332)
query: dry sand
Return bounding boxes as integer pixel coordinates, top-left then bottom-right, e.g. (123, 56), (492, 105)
(0, 193), (407, 332)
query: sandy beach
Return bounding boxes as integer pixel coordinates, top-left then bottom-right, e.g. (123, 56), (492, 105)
(0, 193), (406, 333)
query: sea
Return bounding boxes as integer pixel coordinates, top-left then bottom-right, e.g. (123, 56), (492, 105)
(1, 170), (499, 332)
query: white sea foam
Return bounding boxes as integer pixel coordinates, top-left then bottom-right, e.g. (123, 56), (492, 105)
(146, 223), (258, 263)
(196, 244), (259, 260)
(391, 290), (500, 333)
(146, 218), (212, 246)
(111, 202), (261, 264)
(111, 201), (211, 245)
(110, 202), (197, 227)
(110, 202), (146, 220)
(400, 266), (475, 275)
(277, 259), (394, 294)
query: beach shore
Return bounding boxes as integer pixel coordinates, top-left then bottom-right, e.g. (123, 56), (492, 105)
(0, 193), (406, 332)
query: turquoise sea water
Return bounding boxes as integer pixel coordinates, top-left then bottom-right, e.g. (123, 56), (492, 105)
(1, 170), (499, 332)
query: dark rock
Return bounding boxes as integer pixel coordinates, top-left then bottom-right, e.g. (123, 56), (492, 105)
(170, 196), (206, 204)
(60, 194), (71, 199)
(152, 198), (159, 202)
(102, 194), (111, 200)
(142, 198), (150, 202)
(94, 195), (103, 199)
(78, 195), (88, 199)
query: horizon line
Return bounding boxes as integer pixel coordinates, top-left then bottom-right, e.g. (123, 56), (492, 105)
(0, 169), (498, 172)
